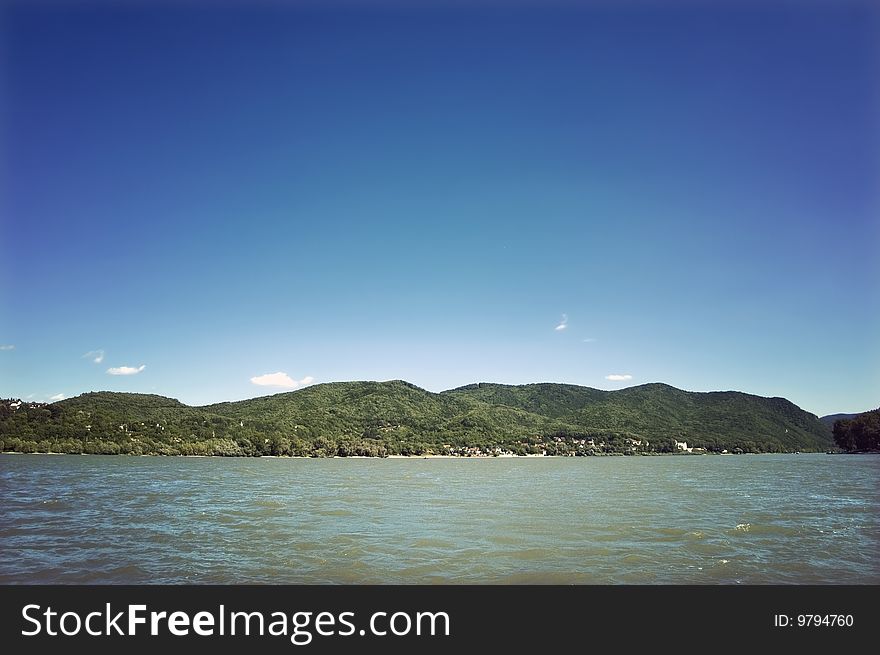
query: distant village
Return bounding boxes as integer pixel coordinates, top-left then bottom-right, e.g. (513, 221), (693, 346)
(437, 436), (725, 457)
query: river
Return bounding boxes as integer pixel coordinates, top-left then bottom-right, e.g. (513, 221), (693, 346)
(1, 453), (876, 584)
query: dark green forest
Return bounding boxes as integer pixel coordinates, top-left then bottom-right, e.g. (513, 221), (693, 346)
(1, 380), (834, 457)
(832, 408), (880, 452)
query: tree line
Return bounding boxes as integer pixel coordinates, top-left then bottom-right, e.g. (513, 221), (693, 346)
(832, 408), (880, 452)
(0, 381), (835, 458)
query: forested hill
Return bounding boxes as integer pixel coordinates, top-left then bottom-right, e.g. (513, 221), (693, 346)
(444, 382), (832, 453)
(829, 408), (880, 452)
(820, 413), (859, 426)
(1, 380), (833, 457)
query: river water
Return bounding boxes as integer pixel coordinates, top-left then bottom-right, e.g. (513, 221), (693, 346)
(1, 454), (877, 584)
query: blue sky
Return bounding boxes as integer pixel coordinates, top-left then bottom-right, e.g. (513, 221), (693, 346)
(1, 1), (878, 416)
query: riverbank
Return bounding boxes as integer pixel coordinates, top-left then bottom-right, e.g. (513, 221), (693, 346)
(1, 449), (836, 459)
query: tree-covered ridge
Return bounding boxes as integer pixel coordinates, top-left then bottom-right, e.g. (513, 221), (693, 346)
(444, 382), (832, 452)
(832, 408), (880, 452)
(0, 380), (833, 457)
(820, 412), (859, 426)
(444, 382), (609, 419)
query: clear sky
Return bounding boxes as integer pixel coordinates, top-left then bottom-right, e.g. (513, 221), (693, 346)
(1, 0), (878, 416)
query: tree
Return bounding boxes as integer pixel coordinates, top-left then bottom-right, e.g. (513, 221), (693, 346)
(833, 409), (880, 452)
(833, 420), (856, 451)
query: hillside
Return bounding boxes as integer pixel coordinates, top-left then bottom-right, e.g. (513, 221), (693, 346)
(820, 413), (859, 427)
(203, 380), (570, 455)
(830, 408), (880, 452)
(445, 382), (833, 452)
(0, 380), (833, 456)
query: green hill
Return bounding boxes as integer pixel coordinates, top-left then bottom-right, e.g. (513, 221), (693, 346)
(444, 382), (832, 452)
(203, 380), (570, 455)
(820, 412), (859, 426)
(0, 380), (833, 456)
(830, 408), (880, 452)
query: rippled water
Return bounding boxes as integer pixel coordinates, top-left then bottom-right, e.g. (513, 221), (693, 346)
(1, 454), (877, 584)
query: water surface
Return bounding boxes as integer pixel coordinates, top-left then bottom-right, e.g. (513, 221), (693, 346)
(1, 454), (877, 584)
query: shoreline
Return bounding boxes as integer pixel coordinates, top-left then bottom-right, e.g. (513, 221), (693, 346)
(0, 450), (844, 459)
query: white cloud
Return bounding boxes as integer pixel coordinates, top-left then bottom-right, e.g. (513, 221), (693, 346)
(554, 314), (568, 331)
(83, 349), (105, 364)
(250, 372), (315, 389)
(107, 364), (146, 376)
(582, 338), (597, 343)
(605, 374), (633, 381)
(0, 344), (14, 351)
(49, 393), (65, 401)
(251, 372), (296, 388)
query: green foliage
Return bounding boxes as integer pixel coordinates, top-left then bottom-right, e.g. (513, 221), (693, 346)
(820, 413), (858, 427)
(445, 382), (833, 452)
(832, 408), (880, 452)
(0, 380), (834, 457)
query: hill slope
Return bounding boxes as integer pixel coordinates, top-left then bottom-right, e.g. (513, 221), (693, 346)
(829, 408), (880, 452)
(445, 382), (832, 452)
(820, 413), (859, 427)
(1, 380), (832, 456)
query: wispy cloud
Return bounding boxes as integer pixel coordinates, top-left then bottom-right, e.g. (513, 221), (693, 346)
(49, 393), (65, 401)
(605, 374), (633, 381)
(83, 349), (105, 364)
(554, 314), (568, 331)
(250, 372), (315, 389)
(582, 338), (597, 343)
(107, 364), (146, 376)
(0, 344), (14, 351)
